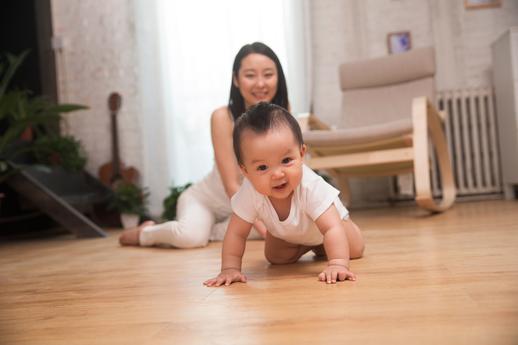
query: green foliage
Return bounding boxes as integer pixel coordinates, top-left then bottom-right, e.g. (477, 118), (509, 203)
(34, 135), (87, 172)
(109, 182), (149, 216)
(161, 182), (192, 220)
(0, 51), (88, 181)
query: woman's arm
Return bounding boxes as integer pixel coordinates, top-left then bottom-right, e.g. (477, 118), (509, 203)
(210, 107), (267, 238)
(211, 107), (242, 198)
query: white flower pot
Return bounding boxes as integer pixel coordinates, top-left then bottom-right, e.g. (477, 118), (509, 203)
(120, 213), (140, 229)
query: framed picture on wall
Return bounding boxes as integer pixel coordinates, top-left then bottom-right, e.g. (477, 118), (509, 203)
(387, 31), (412, 54)
(464, 0), (501, 9)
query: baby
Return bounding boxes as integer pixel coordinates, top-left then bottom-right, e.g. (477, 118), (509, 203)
(204, 102), (365, 286)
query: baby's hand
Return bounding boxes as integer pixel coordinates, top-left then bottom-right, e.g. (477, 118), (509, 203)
(203, 268), (247, 287)
(318, 264), (356, 284)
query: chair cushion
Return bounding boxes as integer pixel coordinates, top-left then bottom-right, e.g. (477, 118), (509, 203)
(341, 77), (435, 128)
(339, 46), (435, 90)
(303, 118), (413, 146)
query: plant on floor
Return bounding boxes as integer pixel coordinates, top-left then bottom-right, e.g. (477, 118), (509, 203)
(109, 182), (149, 216)
(109, 181), (150, 229)
(161, 182), (192, 220)
(0, 51), (88, 182)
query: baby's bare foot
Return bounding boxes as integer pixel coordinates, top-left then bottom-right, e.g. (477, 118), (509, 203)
(119, 220), (155, 246)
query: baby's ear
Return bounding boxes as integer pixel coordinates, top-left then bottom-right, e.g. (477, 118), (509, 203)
(239, 164), (248, 176)
(300, 144), (307, 158)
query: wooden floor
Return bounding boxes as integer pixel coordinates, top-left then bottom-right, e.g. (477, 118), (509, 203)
(1, 200), (518, 345)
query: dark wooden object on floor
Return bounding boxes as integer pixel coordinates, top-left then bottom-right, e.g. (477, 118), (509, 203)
(6, 163), (110, 237)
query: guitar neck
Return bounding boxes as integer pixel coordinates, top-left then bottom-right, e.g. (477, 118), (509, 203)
(110, 111), (122, 179)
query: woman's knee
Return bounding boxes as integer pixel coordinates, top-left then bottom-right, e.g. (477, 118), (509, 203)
(172, 191), (215, 248)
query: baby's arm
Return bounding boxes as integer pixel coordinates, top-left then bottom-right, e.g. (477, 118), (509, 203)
(204, 213), (252, 287)
(315, 205), (356, 284)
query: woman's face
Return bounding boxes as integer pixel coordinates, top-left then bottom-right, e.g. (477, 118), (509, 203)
(234, 53), (279, 109)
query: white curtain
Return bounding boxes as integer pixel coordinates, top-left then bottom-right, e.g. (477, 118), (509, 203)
(134, 0), (311, 215)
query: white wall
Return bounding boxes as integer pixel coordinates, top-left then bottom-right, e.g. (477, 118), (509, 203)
(431, 0), (518, 90)
(51, 0), (143, 180)
(309, 0), (518, 206)
(310, 0), (518, 126)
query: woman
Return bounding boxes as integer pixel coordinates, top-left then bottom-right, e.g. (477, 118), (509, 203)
(119, 42), (289, 248)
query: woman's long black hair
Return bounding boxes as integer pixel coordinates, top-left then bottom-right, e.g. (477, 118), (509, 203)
(228, 42), (289, 121)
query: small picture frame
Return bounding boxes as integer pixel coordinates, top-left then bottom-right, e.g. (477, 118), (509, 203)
(464, 0), (501, 9)
(387, 31), (412, 54)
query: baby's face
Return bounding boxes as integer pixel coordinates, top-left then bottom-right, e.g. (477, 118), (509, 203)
(239, 125), (306, 201)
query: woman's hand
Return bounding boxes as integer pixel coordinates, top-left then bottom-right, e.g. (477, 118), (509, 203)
(204, 268), (247, 287)
(318, 264), (356, 284)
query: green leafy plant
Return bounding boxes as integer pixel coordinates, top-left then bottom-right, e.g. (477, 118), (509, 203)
(0, 51), (88, 181)
(34, 135), (87, 172)
(161, 182), (192, 220)
(109, 182), (149, 216)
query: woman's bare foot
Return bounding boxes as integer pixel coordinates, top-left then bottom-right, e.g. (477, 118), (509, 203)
(119, 220), (155, 246)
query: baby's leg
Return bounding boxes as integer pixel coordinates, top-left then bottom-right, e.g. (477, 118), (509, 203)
(343, 218), (365, 259)
(139, 189), (215, 248)
(311, 218), (365, 259)
(264, 232), (312, 264)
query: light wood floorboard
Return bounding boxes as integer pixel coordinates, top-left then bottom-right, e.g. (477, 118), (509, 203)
(1, 200), (518, 345)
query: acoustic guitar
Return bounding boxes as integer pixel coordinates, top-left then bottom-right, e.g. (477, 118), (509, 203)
(98, 92), (139, 187)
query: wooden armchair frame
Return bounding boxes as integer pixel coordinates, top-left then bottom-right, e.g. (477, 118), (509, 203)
(305, 97), (455, 212)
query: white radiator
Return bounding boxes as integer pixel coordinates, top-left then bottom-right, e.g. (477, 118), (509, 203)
(432, 87), (502, 197)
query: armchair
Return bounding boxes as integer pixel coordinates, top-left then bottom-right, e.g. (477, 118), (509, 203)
(303, 47), (455, 212)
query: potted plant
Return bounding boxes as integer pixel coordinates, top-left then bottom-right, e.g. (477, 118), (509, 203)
(0, 51), (88, 182)
(109, 182), (149, 228)
(33, 135), (87, 172)
(161, 182), (191, 221)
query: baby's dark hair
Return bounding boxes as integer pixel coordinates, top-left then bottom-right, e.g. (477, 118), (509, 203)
(233, 102), (304, 165)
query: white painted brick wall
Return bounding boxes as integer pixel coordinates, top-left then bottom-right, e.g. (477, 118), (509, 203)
(310, 0), (518, 127)
(51, 0), (143, 179)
